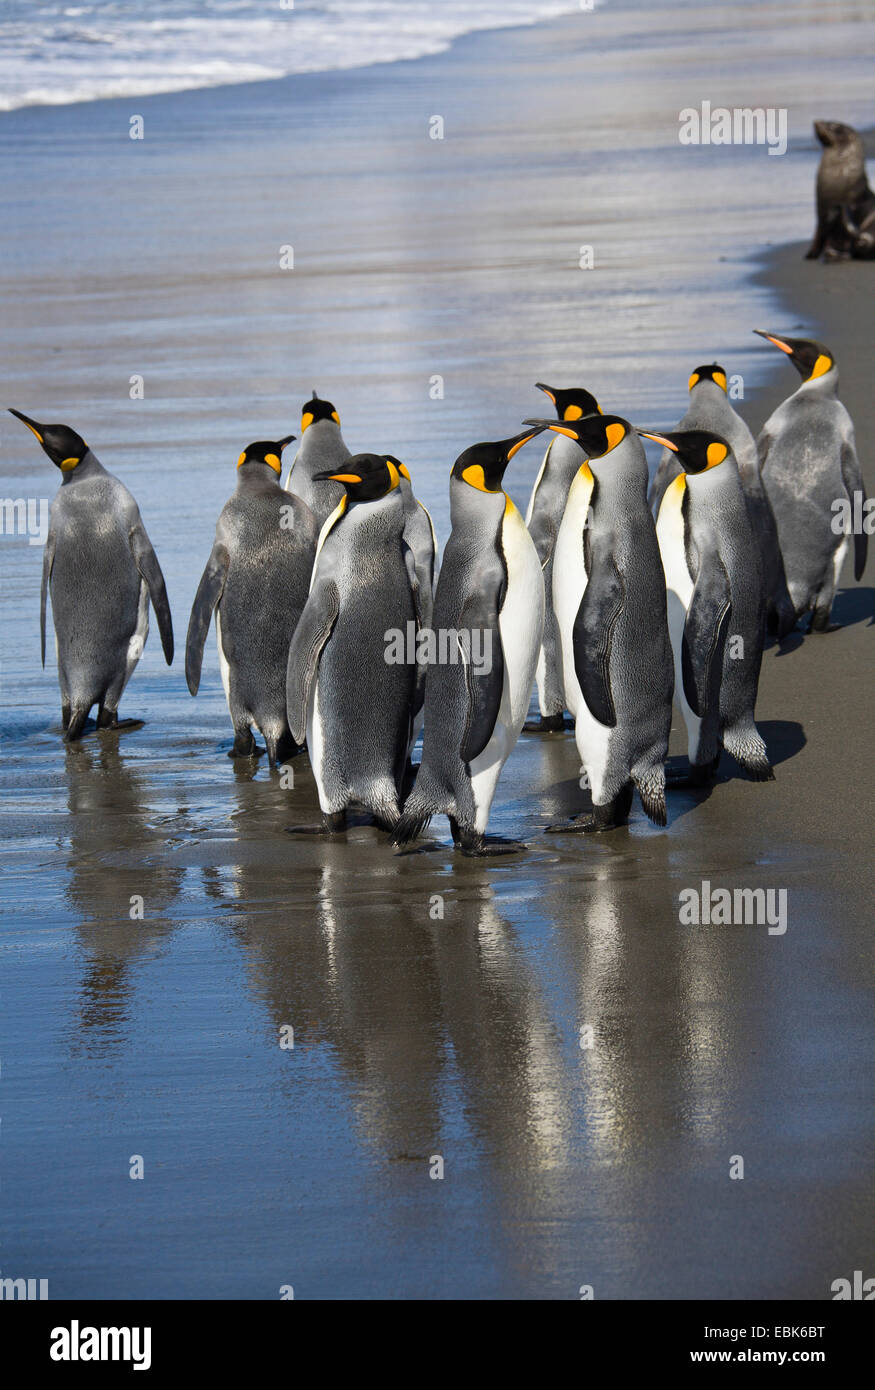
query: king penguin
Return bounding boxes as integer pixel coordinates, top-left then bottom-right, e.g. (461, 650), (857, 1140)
(386, 455), (438, 750)
(283, 391), (352, 529)
(754, 331), (867, 630)
(523, 382), (602, 733)
(286, 454), (419, 832)
(10, 408), (173, 740)
(393, 427), (546, 856)
(641, 427), (773, 784)
(185, 434), (318, 766)
(526, 412), (673, 830)
(648, 363), (795, 636)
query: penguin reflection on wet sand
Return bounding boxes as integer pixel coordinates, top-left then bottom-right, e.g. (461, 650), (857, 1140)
(527, 413), (673, 831)
(283, 391), (352, 528)
(524, 382), (602, 733)
(642, 427), (773, 785)
(9, 408), (173, 740)
(286, 454), (419, 833)
(186, 434), (317, 766)
(754, 332), (867, 632)
(394, 428), (546, 856)
(648, 363), (795, 637)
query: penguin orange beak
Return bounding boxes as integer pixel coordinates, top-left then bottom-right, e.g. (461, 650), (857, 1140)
(637, 431), (679, 452)
(278, 434), (296, 450)
(753, 329), (793, 354)
(314, 470), (362, 484)
(523, 417), (579, 441)
(505, 425), (546, 460)
(535, 382), (557, 404)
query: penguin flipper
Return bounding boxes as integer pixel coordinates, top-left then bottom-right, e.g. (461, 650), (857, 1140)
(286, 580), (340, 745)
(129, 521), (174, 665)
(527, 510), (557, 569)
(185, 543), (230, 695)
(572, 545), (625, 728)
(682, 556), (732, 718)
(40, 530), (55, 668)
(840, 438), (868, 580)
(459, 581), (505, 763)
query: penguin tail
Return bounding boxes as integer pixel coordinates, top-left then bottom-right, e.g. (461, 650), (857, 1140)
(393, 765), (447, 847)
(723, 724), (775, 782)
(632, 767), (667, 827)
(65, 705), (91, 742)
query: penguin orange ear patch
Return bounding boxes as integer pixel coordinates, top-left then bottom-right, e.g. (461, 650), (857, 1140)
(688, 373), (701, 391)
(331, 411), (341, 424)
(237, 451), (247, 467)
(604, 422), (626, 451)
(712, 370), (728, 392)
(809, 354), (832, 380)
(461, 463), (490, 491)
(59, 457), (80, 471)
(563, 404), (584, 421)
(264, 453), (281, 472)
(301, 412), (314, 432)
(706, 441), (728, 468)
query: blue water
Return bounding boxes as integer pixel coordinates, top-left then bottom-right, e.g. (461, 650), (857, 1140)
(0, 0), (585, 110)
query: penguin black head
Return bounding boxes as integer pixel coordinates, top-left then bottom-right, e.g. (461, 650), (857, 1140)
(451, 427), (546, 493)
(301, 392), (341, 432)
(313, 452), (400, 502)
(637, 428), (731, 475)
(753, 331), (835, 382)
(688, 363), (728, 393)
(9, 408), (89, 471)
(237, 435), (296, 474)
(535, 382), (602, 422)
(523, 413), (628, 460)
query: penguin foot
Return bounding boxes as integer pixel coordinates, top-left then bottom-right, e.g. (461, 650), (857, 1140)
(228, 736), (262, 759)
(98, 717), (144, 734)
(808, 614), (841, 633)
(286, 810), (347, 836)
(665, 757), (719, 788)
(522, 714), (568, 734)
(459, 837), (526, 857)
(545, 813), (625, 835)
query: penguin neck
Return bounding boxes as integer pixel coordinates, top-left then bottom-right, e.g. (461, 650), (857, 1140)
(588, 442), (648, 501)
(299, 420), (344, 459)
(60, 449), (105, 483)
(545, 432), (588, 485)
(795, 367), (839, 401)
(685, 462), (738, 500)
(449, 478), (505, 531)
(237, 462), (281, 491)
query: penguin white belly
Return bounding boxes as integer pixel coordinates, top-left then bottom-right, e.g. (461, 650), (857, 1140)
(469, 501), (544, 833)
(831, 534), (849, 591)
(656, 481), (702, 759)
(306, 679), (332, 815)
(551, 471), (613, 797)
(215, 608), (232, 708)
(123, 581), (150, 695)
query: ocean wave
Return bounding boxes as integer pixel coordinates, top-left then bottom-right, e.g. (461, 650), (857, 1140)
(0, 0), (585, 113)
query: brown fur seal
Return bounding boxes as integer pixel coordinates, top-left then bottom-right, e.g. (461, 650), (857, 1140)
(806, 121), (875, 261)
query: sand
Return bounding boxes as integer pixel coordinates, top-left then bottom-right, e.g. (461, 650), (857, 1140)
(0, 2), (872, 1299)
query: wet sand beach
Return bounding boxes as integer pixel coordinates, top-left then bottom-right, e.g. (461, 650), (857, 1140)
(0, 1), (873, 1298)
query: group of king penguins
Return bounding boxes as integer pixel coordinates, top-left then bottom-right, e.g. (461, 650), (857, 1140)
(11, 329), (867, 857)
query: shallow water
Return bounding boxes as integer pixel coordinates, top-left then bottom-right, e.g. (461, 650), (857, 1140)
(0, 1), (873, 1298)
